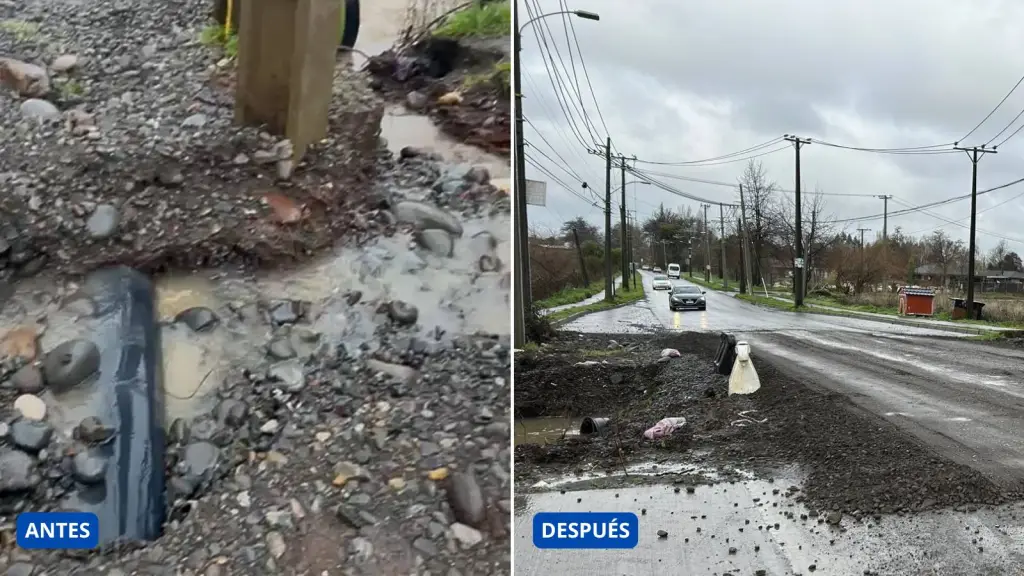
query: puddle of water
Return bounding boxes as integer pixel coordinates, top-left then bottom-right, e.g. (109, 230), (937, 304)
(515, 417), (580, 446)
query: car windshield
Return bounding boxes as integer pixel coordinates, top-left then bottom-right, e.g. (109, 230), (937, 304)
(654, 275), (668, 281)
(672, 285), (701, 294)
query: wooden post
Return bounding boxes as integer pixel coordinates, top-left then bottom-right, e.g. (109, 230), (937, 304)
(235, 0), (340, 162)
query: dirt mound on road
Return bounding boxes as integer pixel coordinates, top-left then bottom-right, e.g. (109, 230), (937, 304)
(514, 332), (1018, 517)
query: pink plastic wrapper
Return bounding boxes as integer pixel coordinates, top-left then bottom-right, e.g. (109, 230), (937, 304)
(643, 417), (687, 440)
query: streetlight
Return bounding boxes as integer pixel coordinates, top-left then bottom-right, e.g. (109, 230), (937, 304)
(513, 6), (600, 348)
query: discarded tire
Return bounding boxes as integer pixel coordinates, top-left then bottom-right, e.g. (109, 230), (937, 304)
(579, 417), (609, 436)
(74, 266), (165, 545)
(714, 332), (737, 375)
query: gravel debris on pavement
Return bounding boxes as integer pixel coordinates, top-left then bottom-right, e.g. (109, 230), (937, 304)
(515, 332), (1018, 520)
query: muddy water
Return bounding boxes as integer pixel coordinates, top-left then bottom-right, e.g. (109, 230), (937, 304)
(515, 473), (1021, 575)
(352, 0), (511, 181)
(515, 417), (580, 446)
(0, 0), (510, 434)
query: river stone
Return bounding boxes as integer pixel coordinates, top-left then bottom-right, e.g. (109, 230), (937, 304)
(76, 416), (114, 444)
(387, 301), (418, 326)
(13, 394), (46, 420)
(51, 54), (79, 72)
(11, 365), (44, 394)
(175, 307), (219, 332)
(447, 472), (486, 526)
(366, 359), (419, 384)
(463, 166), (490, 184)
(266, 337), (295, 360)
(215, 399), (249, 427)
(267, 360), (305, 392)
(86, 204), (119, 239)
(43, 339), (101, 393)
(393, 201), (463, 237)
(0, 449), (38, 493)
(414, 229), (454, 257)
(182, 442), (220, 484)
(270, 300), (302, 325)
(11, 419), (53, 452)
(72, 450), (109, 484)
(20, 98), (59, 121)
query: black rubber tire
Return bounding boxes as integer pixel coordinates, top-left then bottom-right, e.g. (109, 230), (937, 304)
(341, 0), (360, 48)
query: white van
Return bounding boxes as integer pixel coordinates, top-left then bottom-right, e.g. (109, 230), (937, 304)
(667, 263), (681, 279)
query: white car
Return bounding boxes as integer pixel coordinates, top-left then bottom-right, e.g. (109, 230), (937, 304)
(667, 263), (681, 279)
(652, 275), (673, 290)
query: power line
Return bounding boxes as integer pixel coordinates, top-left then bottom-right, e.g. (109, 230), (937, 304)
(958, 72), (1024, 144)
(905, 186), (1024, 236)
(889, 197), (1024, 245)
(562, 0), (610, 137)
(629, 138), (786, 166)
(632, 169), (883, 197)
(524, 154), (602, 209)
(833, 176), (1024, 224)
(810, 139), (957, 155)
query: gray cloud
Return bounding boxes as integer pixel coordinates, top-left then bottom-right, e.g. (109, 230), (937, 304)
(521, 0), (1024, 252)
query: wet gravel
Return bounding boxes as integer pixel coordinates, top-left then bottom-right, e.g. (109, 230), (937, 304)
(514, 331), (1019, 520)
(0, 0), (382, 279)
(0, 144), (511, 573)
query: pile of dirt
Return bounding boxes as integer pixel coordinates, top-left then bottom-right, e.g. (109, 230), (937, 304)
(366, 36), (510, 156)
(514, 331), (1019, 517)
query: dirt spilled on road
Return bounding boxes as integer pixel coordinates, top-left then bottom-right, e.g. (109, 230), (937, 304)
(514, 331), (1020, 518)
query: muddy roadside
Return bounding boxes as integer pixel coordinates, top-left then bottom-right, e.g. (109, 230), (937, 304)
(514, 331), (1021, 519)
(365, 2), (510, 156)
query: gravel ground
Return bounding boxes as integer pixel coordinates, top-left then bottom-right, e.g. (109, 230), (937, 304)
(0, 0), (384, 279)
(0, 147), (511, 574)
(514, 331), (1018, 520)
(366, 37), (510, 156)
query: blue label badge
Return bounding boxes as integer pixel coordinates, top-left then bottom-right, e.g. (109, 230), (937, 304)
(533, 512), (639, 549)
(16, 512), (99, 549)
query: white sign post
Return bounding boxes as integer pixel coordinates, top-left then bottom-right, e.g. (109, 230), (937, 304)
(795, 257), (805, 269)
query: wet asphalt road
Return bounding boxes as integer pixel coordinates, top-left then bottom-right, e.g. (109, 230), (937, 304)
(566, 272), (1024, 484)
(518, 272), (1024, 574)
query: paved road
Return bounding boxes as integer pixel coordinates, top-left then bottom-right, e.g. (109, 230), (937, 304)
(537, 276), (622, 317)
(519, 272), (1024, 574)
(564, 271), (1024, 485)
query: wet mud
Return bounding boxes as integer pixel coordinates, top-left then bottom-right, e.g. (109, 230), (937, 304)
(514, 332), (1020, 519)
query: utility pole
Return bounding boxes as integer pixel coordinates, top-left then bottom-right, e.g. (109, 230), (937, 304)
(512, 6), (527, 347)
(784, 135), (811, 305)
(702, 204), (711, 282)
(688, 237), (694, 278)
(857, 227), (870, 270)
(572, 228), (589, 287)
(619, 155), (629, 290)
(954, 144), (996, 316)
(604, 137), (613, 301)
(877, 195), (893, 242)
(738, 185), (753, 295)
(719, 203), (728, 289)
(736, 217), (747, 294)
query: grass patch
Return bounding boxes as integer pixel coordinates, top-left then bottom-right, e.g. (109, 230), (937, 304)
(59, 79), (84, 99)
(462, 60), (510, 92)
(433, 1), (510, 38)
(804, 296), (897, 316)
(736, 293), (796, 311)
(0, 19), (40, 41)
(200, 24), (238, 59)
(535, 275), (618, 309)
(688, 275), (730, 291)
(545, 280), (645, 323)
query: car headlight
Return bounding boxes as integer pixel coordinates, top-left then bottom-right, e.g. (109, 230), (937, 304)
(699, 296), (706, 301)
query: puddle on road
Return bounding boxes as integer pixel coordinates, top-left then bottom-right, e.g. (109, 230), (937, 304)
(515, 417), (580, 446)
(0, 0), (510, 434)
(514, 474), (1024, 575)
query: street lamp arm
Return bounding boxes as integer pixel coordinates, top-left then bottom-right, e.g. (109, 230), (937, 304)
(518, 10), (599, 35)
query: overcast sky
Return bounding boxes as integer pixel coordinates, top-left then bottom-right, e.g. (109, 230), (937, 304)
(520, 0), (1024, 254)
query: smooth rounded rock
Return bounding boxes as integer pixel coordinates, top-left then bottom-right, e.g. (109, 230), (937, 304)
(393, 201), (463, 237)
(43, 339), (100, 393)
(447, 472), (486, 526)
(13, 394), (46, 420)
(182, 442), (220, 483)
(214, 399), (248, 427)
(86, 204), (119, 239)
(19, 98), (60, 121)
(76, 416), (114, 444)
(175, 307), (219, 332)
(11, 419), (53, 452)
(387, 300), (419, 326)
(0, 449), (38, 493)
(414, 229), (454, 257)
(72, 450), (109, 484)
(11, 365), (44, 394)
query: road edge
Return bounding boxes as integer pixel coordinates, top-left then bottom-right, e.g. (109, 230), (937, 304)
(550, 296), (647, 328)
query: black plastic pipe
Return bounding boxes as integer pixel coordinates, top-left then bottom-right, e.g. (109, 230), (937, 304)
(73, 266), (165, 545)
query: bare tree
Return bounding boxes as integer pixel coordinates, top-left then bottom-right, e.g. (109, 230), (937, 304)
(925, 230), (966, 288)
(987, 239), (1009, 271)
(738, 159), (776, 283)
(768, 186), (838, 295)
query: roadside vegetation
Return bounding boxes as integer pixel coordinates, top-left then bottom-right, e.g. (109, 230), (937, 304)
(534, 274), (620, 309)
(433, 1), (510, 39)
(687, 275), (730, 292)
(199, 24), (238, 59)
(544, 280), (645, 323)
